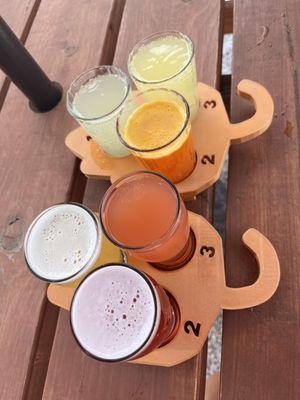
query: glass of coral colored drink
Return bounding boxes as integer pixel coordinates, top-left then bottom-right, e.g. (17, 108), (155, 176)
(116, 88), (196, 184)
(99, 171), (195, 270)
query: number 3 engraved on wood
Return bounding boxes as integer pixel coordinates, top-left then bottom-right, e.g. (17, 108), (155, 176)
(201, 155), (215, 165)
(184, 321), (201, 337)
(200, 246), (215, 258)
(204, 100), (216, 109)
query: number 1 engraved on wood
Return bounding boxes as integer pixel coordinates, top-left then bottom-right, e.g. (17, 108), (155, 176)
(184, 321), (201, 337)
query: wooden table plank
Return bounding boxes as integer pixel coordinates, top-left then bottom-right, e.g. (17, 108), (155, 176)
(0, 1), (118, 399)
(223, 1), (233, 34)
(221, 1), (300, 399)
(43, 1), (223, 399)
(0, 0), (40, 105)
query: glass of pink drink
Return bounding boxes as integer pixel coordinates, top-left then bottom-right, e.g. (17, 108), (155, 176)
(70, 263), (180, 362)
(99, 171), (195, 270)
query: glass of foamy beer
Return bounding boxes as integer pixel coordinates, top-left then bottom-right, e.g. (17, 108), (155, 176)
(70, 263), (180, 361)
(24, 203), (102, 284)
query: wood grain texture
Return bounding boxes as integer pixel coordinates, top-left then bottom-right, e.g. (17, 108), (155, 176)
(205, 372), (220, 400)
(115, 0), (222, 86)
(43, 0), (223, 399)
(48, 227), (280, 315)
(0, 0), (40, 103)
(223, 1), (233, 34)
(45, 310), (207, 400)
(23, 301), (59, 400)
(0, 1), (117, 399)
(221, 1), (300, 399)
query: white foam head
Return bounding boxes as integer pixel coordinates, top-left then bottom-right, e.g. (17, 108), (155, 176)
(71, 264), (160, 361)
(25, 204), (101, 282)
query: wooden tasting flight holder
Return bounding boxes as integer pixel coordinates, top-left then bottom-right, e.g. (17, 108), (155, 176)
(47, 212), (280, 367)
(65, 79), (274, 201)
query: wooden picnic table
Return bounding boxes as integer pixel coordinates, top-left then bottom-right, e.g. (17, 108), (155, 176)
(0, 1), (299, 399)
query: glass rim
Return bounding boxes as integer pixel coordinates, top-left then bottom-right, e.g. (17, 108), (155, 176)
(116, 88), (190, 153)
(24, 202), (101, 283)
(70, 262), (159, 362)
(99, 171), (181, 251)
(66, 65), (131, 122)
(128, 30), (195, 85)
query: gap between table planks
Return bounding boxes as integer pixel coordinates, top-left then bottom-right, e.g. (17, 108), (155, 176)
(42, 0), (223, 399)
(221, 1), (300, 399)
(0, 1), (124, 399)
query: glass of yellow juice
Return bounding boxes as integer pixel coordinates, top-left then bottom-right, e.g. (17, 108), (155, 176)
(67, 66), (131, 158)
(116, 88), (196, 183)
(128, 31), (199, 120)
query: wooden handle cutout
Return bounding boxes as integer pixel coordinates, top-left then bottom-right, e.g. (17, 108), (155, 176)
(221, 228), (280, 310)
(228, 79), (274, 144)
(65, 80), (274, 200)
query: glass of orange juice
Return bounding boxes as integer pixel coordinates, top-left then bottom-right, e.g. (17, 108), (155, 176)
(99, 171), (195, 270)
(116, 88), (196, 184)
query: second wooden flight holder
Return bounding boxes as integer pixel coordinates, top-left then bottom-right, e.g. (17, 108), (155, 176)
(65, 79), (274, 200)
(47, 212), (280, 367)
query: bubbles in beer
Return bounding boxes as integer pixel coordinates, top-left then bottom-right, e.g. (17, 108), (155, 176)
(26, 204), (99, 281)
(71, 265), (158, 360)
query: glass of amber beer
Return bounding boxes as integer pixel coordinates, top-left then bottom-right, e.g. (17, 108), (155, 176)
(99, 171), (195, 270)
(70, 263), (180, 362)
(117, 88), (196, 184)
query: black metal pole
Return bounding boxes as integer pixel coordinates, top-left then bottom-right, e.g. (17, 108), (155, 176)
(0, 16), (62, 112)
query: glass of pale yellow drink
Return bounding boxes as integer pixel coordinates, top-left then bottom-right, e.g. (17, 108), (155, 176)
(117, 88), (196, 183)
(67, 66), (131, 158)
(128, 31), (199, 120)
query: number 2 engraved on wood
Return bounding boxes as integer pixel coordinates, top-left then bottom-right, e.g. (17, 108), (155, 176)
(201, 155), (215, 165)
(204, 100), (216, 109)
(184, 321), (201, 337)
(200, 246), (215, 258)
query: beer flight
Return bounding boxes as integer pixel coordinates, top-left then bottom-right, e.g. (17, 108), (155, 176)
(24, 31), (199, 362)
